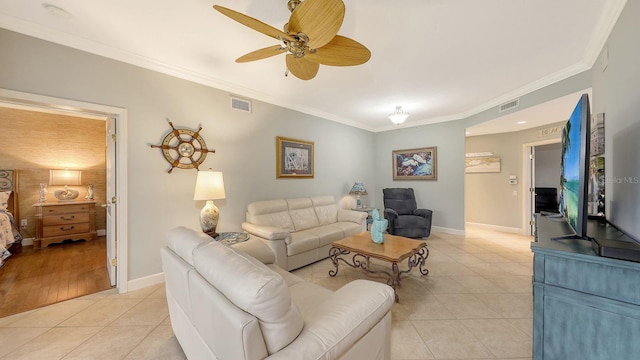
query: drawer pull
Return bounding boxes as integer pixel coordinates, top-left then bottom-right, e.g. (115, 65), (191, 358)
(59, 226), (75, 231)
(60, 215), (75, 221)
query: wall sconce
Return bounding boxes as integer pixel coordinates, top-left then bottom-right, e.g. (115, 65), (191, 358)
(49, 169), (82, 201)
(194, 169), (226, 238)
(349, 181), (368, 209)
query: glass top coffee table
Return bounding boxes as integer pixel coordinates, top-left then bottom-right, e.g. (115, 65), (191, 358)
(329, 232), (429, 302)
(214, 232), (249, 245)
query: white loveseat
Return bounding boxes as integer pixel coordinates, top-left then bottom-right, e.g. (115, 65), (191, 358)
(161, 227), (395, 360)
(241, 196), (367, 270)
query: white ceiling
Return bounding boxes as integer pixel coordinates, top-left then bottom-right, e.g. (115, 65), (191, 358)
(0, 0), (626, 132)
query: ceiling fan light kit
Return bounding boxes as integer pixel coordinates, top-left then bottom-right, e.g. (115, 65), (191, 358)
(213, 0), (370, 80)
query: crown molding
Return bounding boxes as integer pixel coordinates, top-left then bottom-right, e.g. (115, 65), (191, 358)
(583, 0), (628, 67)
(1, 0), (627, 134)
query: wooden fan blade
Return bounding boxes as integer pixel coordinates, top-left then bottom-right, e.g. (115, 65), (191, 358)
(286, 54), (320, 80)
(213, 5), (295, 42)
(305, 35), (371, 66)
(288, 0), (345, 49)
(236, 46), (286, 63)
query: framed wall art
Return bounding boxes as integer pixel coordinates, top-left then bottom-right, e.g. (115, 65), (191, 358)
(392, 147), (437, 180)
(465, 156), (501, 173)
(276, 136), (314, 178)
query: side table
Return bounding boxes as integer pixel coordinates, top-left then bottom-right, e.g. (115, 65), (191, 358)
(214, 232), (250, 246)
(351, 207), (376, 230)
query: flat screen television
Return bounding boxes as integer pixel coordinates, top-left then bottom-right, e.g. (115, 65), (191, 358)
(556, 93), (591, 240)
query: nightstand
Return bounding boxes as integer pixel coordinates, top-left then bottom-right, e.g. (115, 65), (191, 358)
(33, 201), (97, 249)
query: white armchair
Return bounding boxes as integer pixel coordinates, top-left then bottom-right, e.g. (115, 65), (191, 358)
(161, 227), (395, 360)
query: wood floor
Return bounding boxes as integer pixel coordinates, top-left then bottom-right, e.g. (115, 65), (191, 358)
(0, 236), (112, 318)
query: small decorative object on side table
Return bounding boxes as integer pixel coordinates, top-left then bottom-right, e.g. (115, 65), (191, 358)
(38, 183), (47, 203)
(214, 232), (249, 246)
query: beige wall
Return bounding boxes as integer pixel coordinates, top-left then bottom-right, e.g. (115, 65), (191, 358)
(0, 108), (106, 238)
(465, 121), (565, 229)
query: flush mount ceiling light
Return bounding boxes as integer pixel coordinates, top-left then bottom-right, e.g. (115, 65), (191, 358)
(388, 106), (409, 125)
(42, 3), (72, 18)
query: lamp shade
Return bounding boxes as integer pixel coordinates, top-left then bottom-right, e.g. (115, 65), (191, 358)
(349, 181), (368, 196)
(194, 170), (226, 200)
(49, 169), (82, 186)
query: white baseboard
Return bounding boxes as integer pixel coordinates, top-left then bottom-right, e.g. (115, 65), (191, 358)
(432, 226), (465, 236)
(465, 222), (523, 234)
(127, 272), (165, 292)
(97, 229), (106, 236)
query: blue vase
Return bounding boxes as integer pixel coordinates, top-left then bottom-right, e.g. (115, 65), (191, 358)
(370, 209), (387, 244)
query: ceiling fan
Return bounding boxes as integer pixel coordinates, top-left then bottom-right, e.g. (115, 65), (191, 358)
(213, 0), (371, 80)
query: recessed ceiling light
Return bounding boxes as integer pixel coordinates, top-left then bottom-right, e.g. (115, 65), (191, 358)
(42, 3), (72, 18)
(517, 121), (527, 124)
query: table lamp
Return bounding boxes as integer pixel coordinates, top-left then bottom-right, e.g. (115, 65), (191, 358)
(49, 169), (82, 201)
(349, 181), (368, 209)
(194, 169), (226, 238)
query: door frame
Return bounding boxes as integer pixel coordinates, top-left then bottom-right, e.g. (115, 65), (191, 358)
(0, 88), (129, 293)
(522, 138), (561, 236)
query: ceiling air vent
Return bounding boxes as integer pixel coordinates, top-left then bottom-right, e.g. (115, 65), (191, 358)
(499, 98), (519, 112)
(231, 97), (251, 113)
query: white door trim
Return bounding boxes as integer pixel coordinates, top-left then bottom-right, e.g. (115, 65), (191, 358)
(522, 138), (561, 236)
(0, 88), (129, 293)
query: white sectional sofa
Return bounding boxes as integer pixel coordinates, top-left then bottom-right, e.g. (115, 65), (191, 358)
(161, 226), (395, 360)
(241, 196), (368, 270)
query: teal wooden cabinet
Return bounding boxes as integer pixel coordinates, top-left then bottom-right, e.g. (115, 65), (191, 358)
(532, 216), (640, 360)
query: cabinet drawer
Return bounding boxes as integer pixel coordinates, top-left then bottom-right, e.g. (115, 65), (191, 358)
(43, 212), (89, 226)
(545, 255), (640, 305)
(42, 204), (91, 215)
(43, 223), (90, 237)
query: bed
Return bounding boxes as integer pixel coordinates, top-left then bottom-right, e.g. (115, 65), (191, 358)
(1, 169), (22, 268)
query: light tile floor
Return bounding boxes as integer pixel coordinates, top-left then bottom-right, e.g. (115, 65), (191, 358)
(0, 225), (534, 359)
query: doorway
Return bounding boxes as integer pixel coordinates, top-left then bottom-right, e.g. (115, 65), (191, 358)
(522, 140), (561, 235)
(0, 88), (128, 295)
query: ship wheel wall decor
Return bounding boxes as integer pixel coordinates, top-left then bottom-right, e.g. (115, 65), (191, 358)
(150, 120), (214, 173)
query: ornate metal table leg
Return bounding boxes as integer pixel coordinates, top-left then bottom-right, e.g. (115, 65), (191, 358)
(329, 246), (341, 277)
(398, 247), (430, 278)
(391, 262), (400, 302)
(416, 247), (429, 275)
